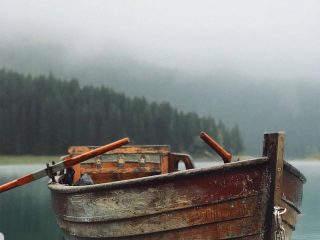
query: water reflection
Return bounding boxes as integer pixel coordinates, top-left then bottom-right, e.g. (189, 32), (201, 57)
(0, 165), (63, 240)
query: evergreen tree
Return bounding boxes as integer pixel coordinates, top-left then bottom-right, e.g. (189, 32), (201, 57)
(0, 69), (244, 155)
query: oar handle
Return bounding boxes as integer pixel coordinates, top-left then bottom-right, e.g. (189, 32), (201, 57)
(200, 132), (232, 163)
(0, 175), (34, 193)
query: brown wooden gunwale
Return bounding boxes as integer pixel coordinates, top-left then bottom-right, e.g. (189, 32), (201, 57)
(49, 157), (305, 194)
(49, 157), (269, 194)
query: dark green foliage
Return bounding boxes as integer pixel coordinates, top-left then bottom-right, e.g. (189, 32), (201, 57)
(0, 69), (244, 155)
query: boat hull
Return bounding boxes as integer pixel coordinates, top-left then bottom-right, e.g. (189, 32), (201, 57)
(49, 158), (305, 239)
(280, 163), (305, 239)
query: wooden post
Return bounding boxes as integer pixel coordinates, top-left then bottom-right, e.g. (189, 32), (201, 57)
(263, 132), (285, 239)
(160, 154), (169, 174)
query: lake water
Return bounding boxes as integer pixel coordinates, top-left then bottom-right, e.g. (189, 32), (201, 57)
(0, 160), (319, 240)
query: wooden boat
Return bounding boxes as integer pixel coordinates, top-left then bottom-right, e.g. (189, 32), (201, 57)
(48, 132), (306, 240)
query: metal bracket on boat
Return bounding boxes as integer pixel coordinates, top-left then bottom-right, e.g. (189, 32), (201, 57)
(45, 162), (56, 183)
(273, 206), (286, 240)
(139, 154), (146, 166)
(117, 154), (125, 168)
(95, 156), (102, 170)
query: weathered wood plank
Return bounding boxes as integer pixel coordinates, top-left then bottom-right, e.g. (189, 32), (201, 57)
(80, 162), (161, 174)
(280, 200), (298, 230)
(52, 163), (269, 222)
(263, 132), (285, 205)
(68, 145), (170, 155)
(63, 216), (264, 239)
(57, 195), (265, 238)
(281, 168), (304, 210)
(263, 132), (286, 240)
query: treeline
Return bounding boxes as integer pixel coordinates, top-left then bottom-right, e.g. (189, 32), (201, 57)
(0, 69), (244, 155)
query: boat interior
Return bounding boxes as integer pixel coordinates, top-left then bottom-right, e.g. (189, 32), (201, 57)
(60, 145), (195, 185)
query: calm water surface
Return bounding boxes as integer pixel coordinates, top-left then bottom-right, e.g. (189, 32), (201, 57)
(0, 161), (319, 240)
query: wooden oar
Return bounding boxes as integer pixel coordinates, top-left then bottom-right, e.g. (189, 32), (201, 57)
(200, 132), (232, 163)
(0, 137), (130, 193)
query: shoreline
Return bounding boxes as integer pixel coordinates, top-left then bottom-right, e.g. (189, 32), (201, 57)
(0, 155), (319, 165)
(0, 155), (59, 165)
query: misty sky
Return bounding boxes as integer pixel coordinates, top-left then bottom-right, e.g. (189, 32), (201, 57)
(0, 0), (319, 81)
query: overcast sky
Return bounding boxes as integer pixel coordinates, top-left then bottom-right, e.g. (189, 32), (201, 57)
(0, 0), (319, 81)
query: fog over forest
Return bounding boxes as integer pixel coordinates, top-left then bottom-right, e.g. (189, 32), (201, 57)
(0, 0), (319, 157)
